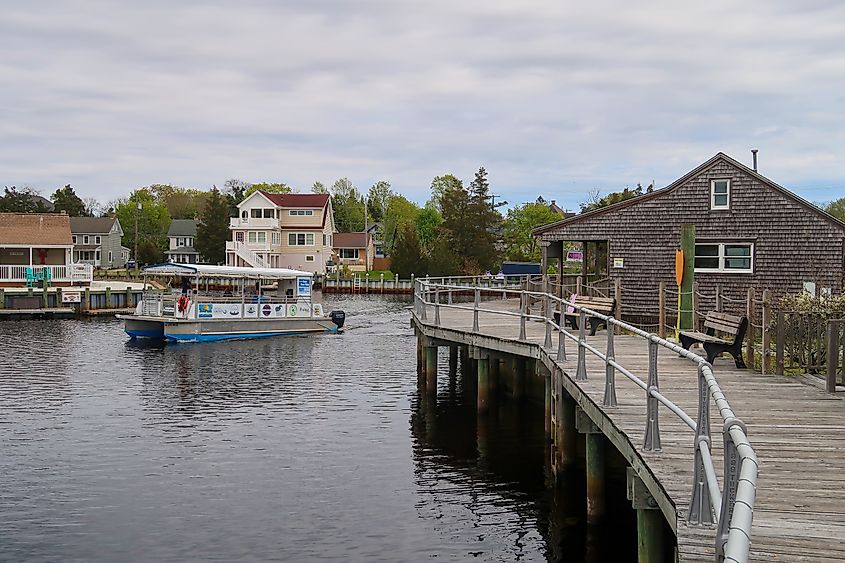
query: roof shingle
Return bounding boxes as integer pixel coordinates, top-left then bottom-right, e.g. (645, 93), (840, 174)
(0, 213), (73, 245)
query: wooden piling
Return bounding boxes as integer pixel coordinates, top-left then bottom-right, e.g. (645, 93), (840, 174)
(627, 468), (665, 563)
(477, 356), (490, 413)
(105, 286), (112, 308)
(0, 288), (5, 309)
(746, 288), (755, 371)
(425, 346), (438, 395)
(557, 393), (577, 468)
(658, 281), (666, 339)
(512, 357), (526, 400)
(577, 408), (605, 523)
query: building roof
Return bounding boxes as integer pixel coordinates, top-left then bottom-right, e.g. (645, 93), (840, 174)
(261, 192), (330, 208)
(533, 152), (845, 235)
(69, 216), (117, 234)
(333, 232), (370, 248)
(0, 213), (73, 245)
(167, 219), (198, 237)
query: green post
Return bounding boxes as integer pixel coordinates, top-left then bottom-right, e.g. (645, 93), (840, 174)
(56, 287), (63, 307)
(0, 288), (4, 309)
(679, 224), (695, 331)
(557, 395), (577, 468)
(425, 346), (438, 395)
(577, 408), (606, 523)
(83, 288), (91, 311)
(477, 356), (490, 413)
(126, 286), (133, 308)
(627, 468), (665, 563)
(42, 283), (49, 308)
(105, 286), (112, 308)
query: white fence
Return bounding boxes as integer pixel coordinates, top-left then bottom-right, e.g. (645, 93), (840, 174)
(0, 263), (93, 283)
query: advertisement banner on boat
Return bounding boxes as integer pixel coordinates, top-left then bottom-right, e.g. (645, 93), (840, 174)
(198, 303), (244, 319)
(243, 303), (259, 318)
(297, 276), (312, 296)
(259, 303), (287, 318)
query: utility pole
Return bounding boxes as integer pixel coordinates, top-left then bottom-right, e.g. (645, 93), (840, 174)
(363, 196), (369, 273)
(134, 200), (141, 271)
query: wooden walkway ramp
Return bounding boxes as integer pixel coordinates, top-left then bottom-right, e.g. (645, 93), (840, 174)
(415, 300), (845, 562)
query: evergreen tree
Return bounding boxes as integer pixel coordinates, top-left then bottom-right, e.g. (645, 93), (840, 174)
(51, 184), (88, 216)
(331, 177), (365, 232)
(0, 187), (50, 212)
(195, 187), (230, 264)
(367, 180), (392, 223)
(466, 167), (499, 272)
(391, 224), (426, 279)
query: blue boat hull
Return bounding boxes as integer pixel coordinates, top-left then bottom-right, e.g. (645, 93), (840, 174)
(118, 314), (339, 343)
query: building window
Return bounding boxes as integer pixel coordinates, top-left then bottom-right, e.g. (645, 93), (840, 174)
(251, 209), (262, 218)
(711, 179), (730, 210)
(340, 248), (359, 259)
(272, 232), (280, 246)
(305, 255), (315, 262)
(95, 236), (101, 244)
(108, 251), (113, 263)
(694, 243), (753, 273)
(248, 231), (267, 244)
(288, 233), (315, 246)
(241, 210), (248, 220)
(83, 235), (89, 244)
(263, 209), (274, 218)
(72, 235), (77, 244)
(236, 231), (245, 242)
(289, 210), (314, 216)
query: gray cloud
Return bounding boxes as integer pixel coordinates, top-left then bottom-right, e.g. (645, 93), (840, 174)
(1, 0), (844, 210)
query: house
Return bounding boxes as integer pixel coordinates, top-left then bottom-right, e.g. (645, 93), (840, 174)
(70, 217), (128, 269)
(166, 219), (203, 264)
(333, 232), (375, 272)
(548, 200), (576, 219)
(533, 152), (845, 317)
(0, 213), (93, 286)
(366, 222), (391, 270)
(226, 191), (336, 274)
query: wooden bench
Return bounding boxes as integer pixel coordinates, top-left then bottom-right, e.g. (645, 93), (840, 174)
(553, 295), (616, 336)
(679, 312), (748, 368)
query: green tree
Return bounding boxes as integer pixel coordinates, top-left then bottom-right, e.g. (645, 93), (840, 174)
(0, 186), (50, 212)
(503, 202), (561, 261)
(580, 185), (644, 212)
(426, 236), (461, 276)
(148, 184), (208, 219)
(390, 224), (426, 279)
(115, 188), (171, 264)
(382, 194), (420, 254)
(367, 180), (392, 223)
(331, 177), (365, 232)
(429, 174), (462, 212)
(466, 167), (500, 272)
(415, 206), (442, 250)
(195, 187), (229, 264)
(311, 181), (327, 194)
(245, 182), (292, 197)
(223, 178), (249, 217)
(825, 197), (845, 221)
(51, 184), (88, 216)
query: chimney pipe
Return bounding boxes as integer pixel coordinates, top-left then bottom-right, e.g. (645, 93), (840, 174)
(751, 149), (758, 172)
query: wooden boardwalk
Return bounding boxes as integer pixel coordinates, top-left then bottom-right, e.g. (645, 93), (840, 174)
(414, 300), (845, 562)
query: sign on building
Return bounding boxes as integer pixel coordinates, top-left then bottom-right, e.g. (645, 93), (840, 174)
(297, 277), (312, 296)
(566, 250), (583, 262)
(61, 291), (81, 303)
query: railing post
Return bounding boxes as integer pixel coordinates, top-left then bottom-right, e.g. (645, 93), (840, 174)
(715, 284), (723, 313)
(776, 311), (785, 375)
(603, 323), (617, 406)
(419, 281), (428, 321)
(473, 287), (480, 332)
(557, 318), (567, 362)
(762, 289), (771, 375)
(658, 281), (666, 339)
(576, 276), (583, 297)
(544, 294), (553, 348)
(643, 338), (661, 451)
(692, 281), (700, 331)
(434, 285), (441, 326)
(827, 319), (839, 393)
(746, 288), (755, 371)
(689, 363), (715, 524)
(576, 309), (587, 380)
(519, 292), (527, 341)
(716, 418), (748, 560)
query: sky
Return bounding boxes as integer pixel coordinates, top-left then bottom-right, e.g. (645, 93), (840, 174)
(2, 0), (845, 211)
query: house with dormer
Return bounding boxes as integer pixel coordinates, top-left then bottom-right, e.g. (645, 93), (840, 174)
(226, 191), (336, 274)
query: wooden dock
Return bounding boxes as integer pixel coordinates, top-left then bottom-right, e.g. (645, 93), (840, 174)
(414, 299), (845, 562)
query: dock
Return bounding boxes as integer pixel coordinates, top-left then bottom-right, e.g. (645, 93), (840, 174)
(412, 278), (845, 562)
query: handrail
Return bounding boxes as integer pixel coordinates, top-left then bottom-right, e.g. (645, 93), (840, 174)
(413, 276), (757, 563)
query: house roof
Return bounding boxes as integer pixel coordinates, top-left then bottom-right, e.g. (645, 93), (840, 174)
(533, 152), (845, 235)
(167, 219), (198, 237)
(333, 232), (370, 248)
(0, 213), (73, 245)
(261, 192), (330, 208)
(69, 216), (116, 234)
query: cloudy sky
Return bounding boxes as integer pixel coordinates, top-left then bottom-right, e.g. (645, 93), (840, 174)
(2, 1), (844, 210)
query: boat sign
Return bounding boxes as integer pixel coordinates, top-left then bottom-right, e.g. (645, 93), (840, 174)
(297, 277), (312, 296)
(61, 290), (81, 303)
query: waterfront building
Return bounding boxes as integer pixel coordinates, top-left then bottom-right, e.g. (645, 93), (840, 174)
(70, 216), (128, 269)
(365, 222), (391, 270)
(226, 191), (336, 275)
(534, 152), (845, 309)
(332, 232), (375, 273)
(0, 213), (93, 286)
(165, 219), (203, 264)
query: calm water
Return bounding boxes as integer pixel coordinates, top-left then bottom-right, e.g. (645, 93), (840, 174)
(0, 296), (620, 562)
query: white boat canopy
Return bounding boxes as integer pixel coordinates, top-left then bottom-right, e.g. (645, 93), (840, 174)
(142, 263), (313, 279)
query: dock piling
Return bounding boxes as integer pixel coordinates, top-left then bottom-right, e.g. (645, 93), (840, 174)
(627, 468), (665, 563)
(425, 345), (438, 395)
(577, 407), (606, 523)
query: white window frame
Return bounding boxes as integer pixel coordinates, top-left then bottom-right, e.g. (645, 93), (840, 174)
(95, 236), (101, 245)
(340, 248), (359, 259)
(83, 235), (89, 244)
(72, 235), (77, 244)
(694, 242), (753, 273)
(305, 255), (315, 262)
(289, 209), (314, 216)
(248, 231), (267, 244)
(288, 232), (315, 246)
(272, 232), (281, 246)
(710, 179), (730, 210)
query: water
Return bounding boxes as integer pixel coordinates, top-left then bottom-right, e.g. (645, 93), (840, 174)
(0, 296), (621, 562)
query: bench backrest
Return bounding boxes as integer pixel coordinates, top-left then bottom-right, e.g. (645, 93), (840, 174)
(574, 295), (615, 314)
(703, 312), (745, 335)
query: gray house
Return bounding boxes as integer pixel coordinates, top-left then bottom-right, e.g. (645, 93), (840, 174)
(70, 217), (128, 269)
(534, 152), (845, 315)
(166, 219), (203, 264)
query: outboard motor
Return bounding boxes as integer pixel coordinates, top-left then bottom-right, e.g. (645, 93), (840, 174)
(329, 310), (346, 329)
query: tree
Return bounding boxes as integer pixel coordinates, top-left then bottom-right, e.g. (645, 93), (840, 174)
(195, 188), (229, 264)
(580, 185), (644, 213)
(0, 186), (50, 213)
(503, 202), (561, 261)
(51, 184), (88, 216)
(367, 180), (392, 223)
(148, 184), (208, 219)
(331, 177), (365, 232)
(83, 197), (102, 217)
(382, 194), (420, 254)
(415, 206), (442, 250)
(440, 179), (472, 260)
(391, 224), (425, 279)
(429, 174), (462, 212)
(245, 182), (292, 197)
(465, 167), (500, 272)
(825, 198), (845, 222)
(223, 178), (249, 217)
(311, 181), (328, 194)
(115, 188), (171, 264)
(426, 236), (461, 276)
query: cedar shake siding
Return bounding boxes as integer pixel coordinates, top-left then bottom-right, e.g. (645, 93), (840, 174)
(535, 153), (845, 319)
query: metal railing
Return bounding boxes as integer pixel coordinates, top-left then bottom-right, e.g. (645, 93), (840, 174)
(227, 240), (268, 268)
(413, 276), (758, 563)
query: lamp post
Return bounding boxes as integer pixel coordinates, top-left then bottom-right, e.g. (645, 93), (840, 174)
(134, 200), (142, 271)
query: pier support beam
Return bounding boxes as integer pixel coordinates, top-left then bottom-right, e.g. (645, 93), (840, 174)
(473, 348), (490, 413)
(425, 345), (438, 395)
(627, 468), (665, 563)
(512, 357), (526, 400)
(544, 374), (552, 440)
(449, 345), (458, 375)
(577, 408), (606, 523)
(556, 391), (578, 469)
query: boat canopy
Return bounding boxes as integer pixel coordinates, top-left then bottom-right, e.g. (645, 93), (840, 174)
(141, 263), (313, 280)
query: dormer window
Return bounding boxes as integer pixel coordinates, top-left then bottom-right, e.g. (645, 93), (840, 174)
(711, 179), (730, 210)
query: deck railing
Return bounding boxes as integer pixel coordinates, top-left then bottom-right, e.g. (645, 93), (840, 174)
(0, 263), (93, 283)
(413, 276), (758, 563)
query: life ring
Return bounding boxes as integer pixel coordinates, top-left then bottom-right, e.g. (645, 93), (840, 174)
(177, 295), (190, 313)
